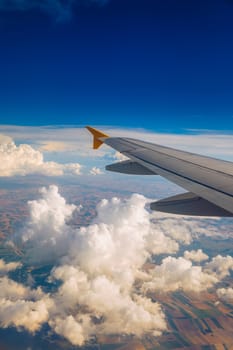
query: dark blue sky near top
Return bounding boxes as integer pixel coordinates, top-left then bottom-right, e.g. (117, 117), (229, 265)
(0, 0), (233, 132)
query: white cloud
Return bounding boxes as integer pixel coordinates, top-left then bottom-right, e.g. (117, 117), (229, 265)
(4, 186), (233, 345)
(0, 297), (52, 333)
(89, 166), (103, 175)
(145, 229), (179, 255)
(12, 185), (77, 263)
(144, 256), (218, 293)
(144, 254), (233, 294)
(184, 249), (209, 263)
(205, 255), (233, 279)
(113, 151), (129, 162)
(8, 187), (169, 343)
(0, 259), (21, 275)
(1, 125), (233, 163)
(39, 141), (73, 152)
(49, 315), (88, 346)
(217, 288), (233, 303)
(151, 211), (233, 239)
(151, 216), (193, 245)
(0, 275), (53, 332)
(0, 134), (82, 177)
(63, 163), (82, 175)
(0, 134), (12, 144)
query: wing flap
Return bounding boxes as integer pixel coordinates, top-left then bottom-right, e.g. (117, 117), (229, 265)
(106, 160), (156, 175)
(150, 192), (233, 217)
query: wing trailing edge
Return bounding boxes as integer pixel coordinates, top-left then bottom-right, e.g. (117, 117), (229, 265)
(150, 192), (233, 217)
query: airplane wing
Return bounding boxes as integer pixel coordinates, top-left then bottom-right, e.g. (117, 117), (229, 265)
(86, 126), (233, 217)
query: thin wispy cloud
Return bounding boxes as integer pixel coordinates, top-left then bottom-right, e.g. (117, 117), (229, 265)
(0, 0), (109, 21)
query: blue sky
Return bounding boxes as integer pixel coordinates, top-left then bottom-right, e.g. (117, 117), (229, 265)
(0, 0), (233, 132)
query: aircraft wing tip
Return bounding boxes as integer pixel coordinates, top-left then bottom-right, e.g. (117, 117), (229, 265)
(85, 126), (109, 149)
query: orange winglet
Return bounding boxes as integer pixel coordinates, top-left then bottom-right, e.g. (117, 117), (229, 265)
(86, 126), (109, 149)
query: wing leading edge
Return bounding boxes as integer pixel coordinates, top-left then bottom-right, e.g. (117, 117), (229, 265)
(86, 126), (233, 217)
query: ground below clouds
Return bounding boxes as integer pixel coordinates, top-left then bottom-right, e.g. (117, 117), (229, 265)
(0, 184), (233, 348)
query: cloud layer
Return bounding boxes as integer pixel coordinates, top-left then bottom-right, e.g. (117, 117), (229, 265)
(1, 125), (233, 182)
(1, 125), (233, 161)
(3, 186), (233, 345)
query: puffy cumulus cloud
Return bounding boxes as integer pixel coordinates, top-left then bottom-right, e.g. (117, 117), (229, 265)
(5, 186), (233, 345)
(0, 275), (53, 332)
(0, 259), (52, 334)
(0, 298), (51, 332)
(68, 195), (151, 278)
(63, 163), (82, 175)
(8, 187), (172, 343)
(145, 229), (179, 255)
(0, 134), (82, 177)
(11, 185), (77, 263)
(50, 269), (165, 345)
(89, 166), (103, 175)
(0, 0), (109, 21)
(0, 276), (31, 300)
(144, 254), (233, 294)
(32, 190), (168, 339)
(217, 288), (233, 303)
(144, 257), (218, 293)
(205, 255), (233, 279)
(49, 271), (166, 344)
(49, 315), (88, 346)
(184, 249), (209, 263)
(0, 259), (21, 275)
